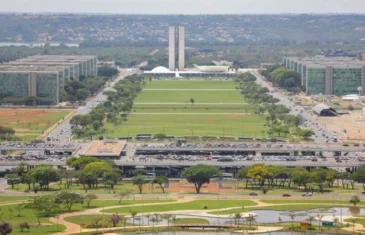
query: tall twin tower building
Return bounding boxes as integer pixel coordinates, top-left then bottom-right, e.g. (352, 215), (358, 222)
(168, 25), (185, 71)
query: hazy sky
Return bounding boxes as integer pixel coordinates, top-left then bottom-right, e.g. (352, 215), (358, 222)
(2, 0), (365, 14)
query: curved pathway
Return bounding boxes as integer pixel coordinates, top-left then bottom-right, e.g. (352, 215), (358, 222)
(47, 198), (360, 235)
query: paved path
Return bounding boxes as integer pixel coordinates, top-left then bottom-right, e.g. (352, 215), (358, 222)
(135, 102), (249, 105)
(143, 89), (237, 91)
(130, 113), (251, 115)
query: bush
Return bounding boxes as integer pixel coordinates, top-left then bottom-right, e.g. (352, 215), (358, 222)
(18, 222), (30, 232)
(261, 186), (269, 194)
(202, 205), (208, 209)
(33, 186), (40, 193)
(348, 105), (354, 111)
(0, 221), (13, 235)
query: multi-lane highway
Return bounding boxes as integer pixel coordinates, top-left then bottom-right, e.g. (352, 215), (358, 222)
(0, 159), (360, 168)
(49, 68), (138, 145)
(251, 70), (334, 144)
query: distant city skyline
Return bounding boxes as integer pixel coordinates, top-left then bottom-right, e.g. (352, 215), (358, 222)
(1, 0), (365, 14)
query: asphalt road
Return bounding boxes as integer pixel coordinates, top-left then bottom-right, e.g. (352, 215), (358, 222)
(49, 68), (138, 145)
(251, 70), (334, 144)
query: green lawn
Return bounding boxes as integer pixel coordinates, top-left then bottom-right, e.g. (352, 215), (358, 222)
(104, 113), (267, 137)
(172, 218), (210, 224)
(103, 200), (257, 214)
(261, 200), (365, 206)
(135, 90), (244, 103)
(0, 204), (66, 235)
(8, 182), (174, 195)
(65, 215), (133, 228)
(0, 196), (33, 203)
(208, 204), (337, 215)
(145, 79), (237, 89)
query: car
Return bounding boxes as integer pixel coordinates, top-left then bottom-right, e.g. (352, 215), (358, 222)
(249, 192), (258, 196)
(336, 159), (343, 163)
(354, 143), (360, 147)
(343, 144), (349, 147)
(360, 191), (365, 195)
(302, 192), (312, 197)
(282, 193), (292, 197)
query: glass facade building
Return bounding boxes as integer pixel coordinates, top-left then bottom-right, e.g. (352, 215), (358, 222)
(284, 56), (365, 95)
(0, 55), (97, 105)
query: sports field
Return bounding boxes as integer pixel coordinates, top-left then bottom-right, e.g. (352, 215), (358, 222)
(0, 109), (71, 141)
(105, 79), (268, 138)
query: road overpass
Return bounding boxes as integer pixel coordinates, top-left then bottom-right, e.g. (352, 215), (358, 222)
(0, 146), (78, 151)
(0, 160), (360, 168)
(136, 146), (364, 154)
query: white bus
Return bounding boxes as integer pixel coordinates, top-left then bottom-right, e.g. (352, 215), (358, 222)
(146, 173), (156, 179)
(222, 173), (234, 180)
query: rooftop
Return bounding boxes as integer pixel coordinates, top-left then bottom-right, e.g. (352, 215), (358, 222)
(83, 140), (126, 157)
(285, 56), (365, 67)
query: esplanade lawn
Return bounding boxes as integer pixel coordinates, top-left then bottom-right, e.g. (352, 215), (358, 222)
(104, 79), (268, 138)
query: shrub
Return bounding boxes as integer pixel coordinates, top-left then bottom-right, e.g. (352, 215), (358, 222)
(202, 205), (208, 209)
(0, 221), (13, 235)
(18, 222), (30, 232)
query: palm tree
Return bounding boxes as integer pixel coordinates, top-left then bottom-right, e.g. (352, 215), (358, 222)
(162, 214), (172, 228)
(246, 214), (256, 228)
(153, 213), (160, 226)
(307, 216), (316, 228)
(129, 209), (138, 225)
(350, 218), (357, 234)
(289, 212), (296, 229)
(233, 213), (242, 225)
(145, 214), (151, 226)
(171, 215), (177, 225)
(317, 214), (324, 230)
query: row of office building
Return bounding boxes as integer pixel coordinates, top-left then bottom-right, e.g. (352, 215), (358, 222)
(283, 56), (365, 96)
(0, 55), (97, 105)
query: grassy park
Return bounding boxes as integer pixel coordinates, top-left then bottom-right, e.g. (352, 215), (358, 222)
(0, 109), (71, 141)
(104, 79), (268, 138)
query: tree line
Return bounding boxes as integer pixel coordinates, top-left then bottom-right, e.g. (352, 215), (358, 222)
(70, 74), (147, 138)
(234, 73), (313, 141)
(260, 64), (302, 93)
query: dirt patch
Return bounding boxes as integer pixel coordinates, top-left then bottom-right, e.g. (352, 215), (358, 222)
(228, 114), (245, 119)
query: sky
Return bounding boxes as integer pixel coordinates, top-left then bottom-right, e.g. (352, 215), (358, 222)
(1, 0), (365, 14)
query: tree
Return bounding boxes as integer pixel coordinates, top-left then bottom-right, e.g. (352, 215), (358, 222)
(350, 195), (360, 206)
(133, 169), (147, 176)
(92, 215), (104, 229)
(190, 97), (195, 105)
(67, 156), (100, 170)
(317, 214), (324, 230)
(153, 133), (166, 140)
(0, 222), (12, 235)
(5, 174), (19, 189)
(247, 165), (272, 187)
(84, 194), (97, 208)
(114, 189), (133, 204)
(21, 172), (34, 190)
(261, 186), (269, 194)
(18, 222), (30, 232)
(129, 210), (138, 225)
(246, 214), (256, 228)
(152, 176), (168, 193)
(26, 195), (60, 225)
(353, 165), (365, 190)
(28, 165), (59, 191)
(289, 212), (296, 229)
(298, 129), (314, 141)
(132, 175), (147, 194)
(111, 214), (121, 227)
(181, 164), (221, 194)
(232, 213), (242, 225)
(55, 192), (84, 212)
(307, 216), (315, 227)
(16, 203), (25, 217)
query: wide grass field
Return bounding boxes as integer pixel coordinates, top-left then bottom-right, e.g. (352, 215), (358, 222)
(105, 79), (268, 138)
(103, 199), (257, 214)
(0, 109), (71, 141)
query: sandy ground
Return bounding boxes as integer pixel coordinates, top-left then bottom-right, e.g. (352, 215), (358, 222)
(317, 110), (365, 140)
